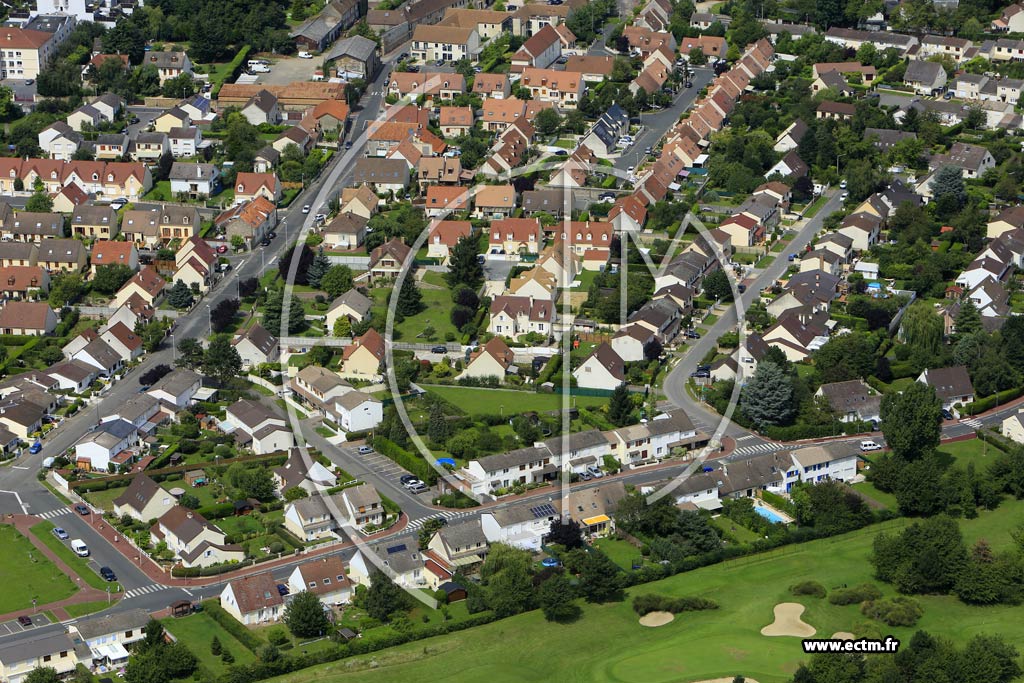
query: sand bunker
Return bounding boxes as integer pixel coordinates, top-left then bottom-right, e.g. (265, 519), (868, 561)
(691, 679), (761, 683)
(639, 611), (675, 627)
(832, 632), (855, 640)
(760, 603), (816, 637)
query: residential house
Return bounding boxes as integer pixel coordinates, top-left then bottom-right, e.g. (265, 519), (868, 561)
(0, 300), (56, 335)
(335, 390), (383, 432)
(70, 608), (150, 669)
(0, 266), (48, 298)
(287, 556), (353, 606)
(0, 633), (79, 683)
(283, 495), (337, 541)
(993, 3), (1024, 32)
(367, 238), (411, 282)
(488, 295), (554, 341)
(472, 72), (511, 99)
(765, 150), (809, 179)
(73, 418), (138, 471)
(438, 106), (474, 138)
(903, 59), (947, 96)
(573, 343), (625, 390)
(119, 210), (160, 249)
(349, 538), (425, 588)
(217, 196), (278, 249)
(99, 322), (143, 362)
(410, 24), (480, 62)
(428, 518), (488, 567)
(479, 501), (557, 551)
(339, 483), (384, 529)
(224, 399), (294, 454)
(144, 50), (192, 84)
(38, 122), (82, 161)
(169, 162), (220, 199)
(511, 24), (563, 71)
(322, 212), (368, 250)
(153, 107), (190, 134)
(426, 220), (471, 261)
(232, 323), (279, 369)
(274, 448), (338, 496)
(489, 217), (541, 255)
(519, 67), (583, 108)
(291, 365), (352, 418)
(341, 328), (386, 378)
(234, 172), (282, 205)
(71, 337), (123, 377)
(111, 265), (165, 308)
(325, 289), (373, 331)
(459, 336), (514, 382)
(167, 127), (201, 158)
(917, 366), (976, 413)
(72, 206), (118, 241)
(113, 473), (175, 522)
(0, 242), (38, 268)
(146, 368), (201, 410)
(474, 184), (516, 220)
(339, 184), (378, 219)
(220, 573), (285, 625)
(323, 35), (380, 80)
(37, 238), (85, 273)
(815, 379), (881, 423)
(351, 158), (409, 194)
(816, 101), (856, 121)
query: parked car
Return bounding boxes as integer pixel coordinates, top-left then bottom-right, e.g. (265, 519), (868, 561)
(586, 465), (604, 479)
(435, 59), (445, 66)
(860, 440), (882, 452)
(302, 204), (311, 214)
(28, 442), (41, 454)
(431, 345), (448, 353)
(216, 244), (228, 254)
(406, 481), (428, 494)
(691, 369), (710, 378)
(260, 238), (271, 247)
(941, 409), (954, 420)
(344, 140), (353, 150)
(578, 470), (592, 481)
(99, 567), (116, 582)
(553, 149), (568, 156)
(399, 474), (419, 485)
(52, 527), (69, 540)
(276, 583), (290, 596)
(357, 446), (374, 455)
(298, 51), (313, 59)
(74, 504), (90, 515)
(17, 616), (32, 627)
(267, 231), (277, 240)
(685, 330), (700, 339)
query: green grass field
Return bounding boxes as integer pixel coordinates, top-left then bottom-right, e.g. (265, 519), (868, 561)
(424, 385), (609, 415)
(0, 525), (78, 613)
(593, 537), (643, 570)
(371, 273), (460, 342)
(851, 480), (898, 510)
(64, 600), (115, 618)
(264, 499), (1024, 683)
(936, 438), (1002, 471)
(31, 521), (111, 591)
(162, 612), (257, 675)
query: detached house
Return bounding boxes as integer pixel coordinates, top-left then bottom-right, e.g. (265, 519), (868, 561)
(460, 336), (514, 383)
(287, 556), (353, 607)
(113, 473), (174, 522)
(918, 366), (975, 413)
(342, 328), (386, 378)
(224, 399), (294, 455)
(488, 295), (554, 341)
(234, 172), (282, 205)
(220, 573), (284, 625)
(573, 342), (625, 390)
(367, 238), (411, 282)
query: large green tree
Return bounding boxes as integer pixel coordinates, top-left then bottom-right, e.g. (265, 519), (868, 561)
(741, 361), (795, 428)
(203, 334), (242, 384)
(92, 264), (136, 295)
(538, 573), (580, 623)
(320, 265), (353, 298)
(445, 235), (484, 289)
(900, 301), (943, 355)
(480, 543), (535, 617)
(263, 288), (307, 335)
(365, 569), (410, 622)
(880, 381), (941, 461)
(283, 590), (331, 637)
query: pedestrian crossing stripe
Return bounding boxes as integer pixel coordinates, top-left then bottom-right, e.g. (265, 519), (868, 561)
(407, 510), (471, 530)
(735, 435), (757, 442)
(732, 442), (785, 456)
(36, 509), (70, 521)
(124, 585), (163, 599)
(961, 418), (983, 428)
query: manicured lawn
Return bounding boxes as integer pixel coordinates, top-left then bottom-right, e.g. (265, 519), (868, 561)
(144, 181), (172, 201)
(424, 385), (609, 416)
(370, 277), (460, 342)
(936, 437), (1003, 472)
(755, 254), (775, 268)
(851, 480), (898, 510)
(769, 238), (791, 253)
(162, 612), (258, 675)
(84, 486), (129, 511)
(802, 195), (828, 218)
(65, 600), (115, 618)
(593, 537), (644, 570)
(264, 499), (1024, 683)
(710, 515), (761, 545)
(0, 525), (78, 612)
(31, 521), (112, 591)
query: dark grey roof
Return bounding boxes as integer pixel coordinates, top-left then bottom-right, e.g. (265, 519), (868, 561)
(234, 323), (277, 356)
(146, 367), (200, 398)
(325, 35), (378, 63)
(73, 608), (151, 641)
(352, 158), (409, 186)
(328, 288), (373, 317)
(38, 238), (84, 263)
(169, 162), (218, 181)
(0, 632), (75, 664)
(437, 518), (487, 548)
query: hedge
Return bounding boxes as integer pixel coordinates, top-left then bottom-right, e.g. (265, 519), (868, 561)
(631, 594), (718, 615)
(535, 354), (562, 386)
(202, 599), (263, 653)
(963, 385), (1024, 416)
(975, 428), (1013, 453)
(370, 436), (437, 485)
(790, 580), (826, 598)
(762, 420), (873, 442)
(828, 583), (882, 606)
(761, 490), (796, 516)
(212, 45), (251, 99)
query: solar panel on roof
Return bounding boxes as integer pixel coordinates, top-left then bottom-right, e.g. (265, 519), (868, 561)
(386, 543), (407, 554)
(530, 504), (556, 518)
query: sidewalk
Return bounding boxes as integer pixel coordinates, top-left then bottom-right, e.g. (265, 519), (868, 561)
(1, 514), (115, 623)
(76, 507), (411, 588)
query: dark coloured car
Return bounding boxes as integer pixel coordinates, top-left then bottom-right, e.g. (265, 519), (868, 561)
(431, 345), (447, 353)
(685, 330), (701, 339)
(399, 474), (418, 485)
(941, 409), (954, 420)
(17, 616), (32, 627)
(260, 238), (271, 247)
(277, 583), (290, 596)
(267, 231), (277, 240)
(74, 504), (90, 515)
(99, 567), (116, 582)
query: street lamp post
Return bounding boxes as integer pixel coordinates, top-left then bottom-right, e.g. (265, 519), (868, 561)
(170, 333), (176, 361)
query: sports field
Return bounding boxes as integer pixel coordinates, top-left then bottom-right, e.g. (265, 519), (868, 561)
(265, 497), (1024, 683)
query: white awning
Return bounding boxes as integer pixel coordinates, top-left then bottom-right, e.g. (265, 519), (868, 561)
(91, 641), (130, 662)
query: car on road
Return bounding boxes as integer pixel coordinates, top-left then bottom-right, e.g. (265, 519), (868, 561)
(302, 204), (311, 214)
(685, 330), (700, 339)
(626, 166), (635, 174)
(17, 616), (32, 627)
(99, 567), (116, 582)
(860, 440), (882, 452)
(216, 244), (228, 254)
(130, 115), (139, 124)
(841, 192), (849, 201)
(431, 345), (448, 353)
(788, 253), (798, 262)
(344, 140), (353, 150)
(586, 465), (604, 479)
(839, 180), (847, 189)
(28, 442), (41, 454)
(74, 504), (90, 515)
(941, 409), (954, 420)
(267, 231), (277, 240)
(357, 446), (374, 455)
(24, 79), (33, 86)
(435, 59), (445, 66)
(690, 369), (710, 378)
(277, 583), (290, 596)
(52, 527), (69, 540)
(260, 238), (271, 247)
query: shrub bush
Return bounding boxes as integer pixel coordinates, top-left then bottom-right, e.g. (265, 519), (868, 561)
(828, 583), (883, 606)
(789, 581), (826, 599)
(860, 596), (922, 627)
(631, 594), (718, 616)
(202, 599), (263, 653)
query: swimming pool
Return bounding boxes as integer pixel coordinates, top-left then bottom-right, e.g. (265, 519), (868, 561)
(754, 505), (786, 524)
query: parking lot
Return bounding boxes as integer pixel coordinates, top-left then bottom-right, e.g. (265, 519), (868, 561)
(0, 613), (50, 636)
(332, 445), (428, 493)
(246, 55), (322, 85)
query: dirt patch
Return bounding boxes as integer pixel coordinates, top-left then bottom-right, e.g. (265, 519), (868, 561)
(639, 611), (675, 627)
(760, 602), (816, 637)
(832, 632), (855, 640)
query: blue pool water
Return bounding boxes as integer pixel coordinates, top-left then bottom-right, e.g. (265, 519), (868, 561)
(754, 505), (786, 524)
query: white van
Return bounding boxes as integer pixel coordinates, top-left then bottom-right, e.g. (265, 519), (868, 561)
(71, 539), (89, 557)
(859, 441), (881, 452)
